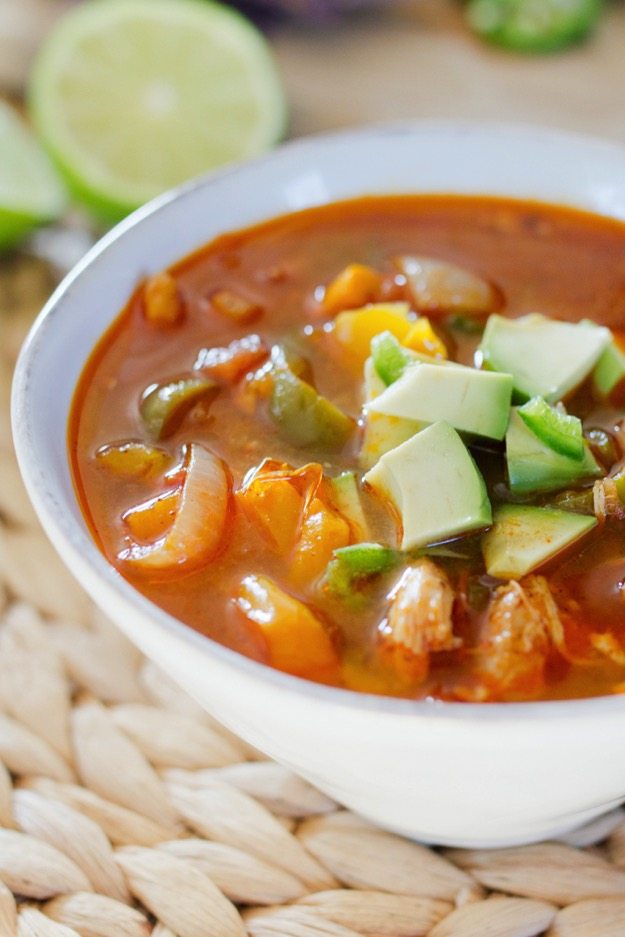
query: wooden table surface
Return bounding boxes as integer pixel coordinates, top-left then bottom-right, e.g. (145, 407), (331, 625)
(272, 0), (625, 143)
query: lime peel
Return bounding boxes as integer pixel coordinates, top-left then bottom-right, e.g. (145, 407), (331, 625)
(29, 0), (287, 224)
(0, 101), (66, 250)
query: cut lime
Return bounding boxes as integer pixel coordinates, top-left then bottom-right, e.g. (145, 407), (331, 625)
(29, 0), (287, 224)
(0, 101), (66, 251)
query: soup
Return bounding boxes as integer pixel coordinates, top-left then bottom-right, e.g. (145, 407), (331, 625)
(70, 195), (625, 702)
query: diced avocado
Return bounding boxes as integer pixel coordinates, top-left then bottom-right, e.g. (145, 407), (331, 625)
(482, 504), (597, 580)
(364, 421), (492, 550)
(323, 542), (400, 599)
(359, 358), (422, 469)
(479, 314), (610, 403)
(517, 396), (583, 460)
(367, 360), (513, 441)
(329, 472), (370, 540)
(371, 331), (415, 386)
(506, 409), (602, 495)
(592, 334), (625, 403)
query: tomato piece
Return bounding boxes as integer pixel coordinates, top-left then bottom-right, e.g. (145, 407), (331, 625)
(194, 334), (269, 384)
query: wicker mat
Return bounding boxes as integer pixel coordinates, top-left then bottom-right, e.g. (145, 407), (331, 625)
(3, 251), (625, 937)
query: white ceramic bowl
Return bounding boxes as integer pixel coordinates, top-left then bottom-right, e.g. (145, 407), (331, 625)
(13, 122), (625, 848)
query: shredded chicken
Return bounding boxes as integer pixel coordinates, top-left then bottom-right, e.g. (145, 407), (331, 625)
(593, 477), (625, 522)
(479, 575), (561, 697)
(380, 559), (460, 684)
(590, 632), (625, 667)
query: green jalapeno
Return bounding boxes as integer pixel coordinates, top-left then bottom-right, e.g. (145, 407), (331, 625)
(467, 0), (603, 54)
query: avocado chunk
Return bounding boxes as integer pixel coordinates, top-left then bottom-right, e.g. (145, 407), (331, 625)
(592, 334), (625, 404)
(482, 504), (597, 580)
(506, 409), (602, 495)
(517, 396), (583, 460)
(364, 421), (492, 550)
(329, 472), (370, 541)
(359, 358), (422, 469)
(366, 359), (513, 440)
(479, 313), (610, 403)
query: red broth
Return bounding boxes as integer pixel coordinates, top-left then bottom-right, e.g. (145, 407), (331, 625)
(70, 195), (625, 702)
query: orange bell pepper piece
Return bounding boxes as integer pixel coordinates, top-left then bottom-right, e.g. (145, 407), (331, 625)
(236, 460), (324, 554)
(235, 574), (339, 679)
(322, 263), (382, 315)
(289, 497), (351, 588)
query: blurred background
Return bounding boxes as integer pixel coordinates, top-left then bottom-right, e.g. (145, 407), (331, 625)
(0, 0), (624, 392)
(2, 0), (625, 250)
(2, 1), (625, 138)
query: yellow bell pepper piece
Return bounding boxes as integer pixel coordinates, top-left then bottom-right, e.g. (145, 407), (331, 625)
(403, 318), (448, 359)
(333, 303), (412, 368)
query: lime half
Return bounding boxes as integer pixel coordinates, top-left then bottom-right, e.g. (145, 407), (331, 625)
(29, 0), (287, 224)
(0, 101), (66, 250)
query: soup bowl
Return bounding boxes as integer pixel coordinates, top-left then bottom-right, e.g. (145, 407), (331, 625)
(12, 122), (625, 848)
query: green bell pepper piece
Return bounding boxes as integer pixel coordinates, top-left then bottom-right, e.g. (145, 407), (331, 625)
(371, 331), (414, 386)
(140, 375), (218, 440)
(269, 368), (354, 450)
(323, 543), (400, 599)
(517, 396), (584, 460)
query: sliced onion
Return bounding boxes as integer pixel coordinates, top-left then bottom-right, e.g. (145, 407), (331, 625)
(396, 255), (498, 316)
(119, 443), (229, 574)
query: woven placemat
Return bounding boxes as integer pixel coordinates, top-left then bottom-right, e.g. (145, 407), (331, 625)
(2, 249), (625, 937)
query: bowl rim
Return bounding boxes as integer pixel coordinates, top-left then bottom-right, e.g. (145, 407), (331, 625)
(13, 117), (625, 723)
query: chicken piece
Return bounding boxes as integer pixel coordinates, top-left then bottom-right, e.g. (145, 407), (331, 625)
(590, 632), (625, 667)
(479, 575), (560, 697)
(379, 560), (460, 684)
(593, 476), (625, 522)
